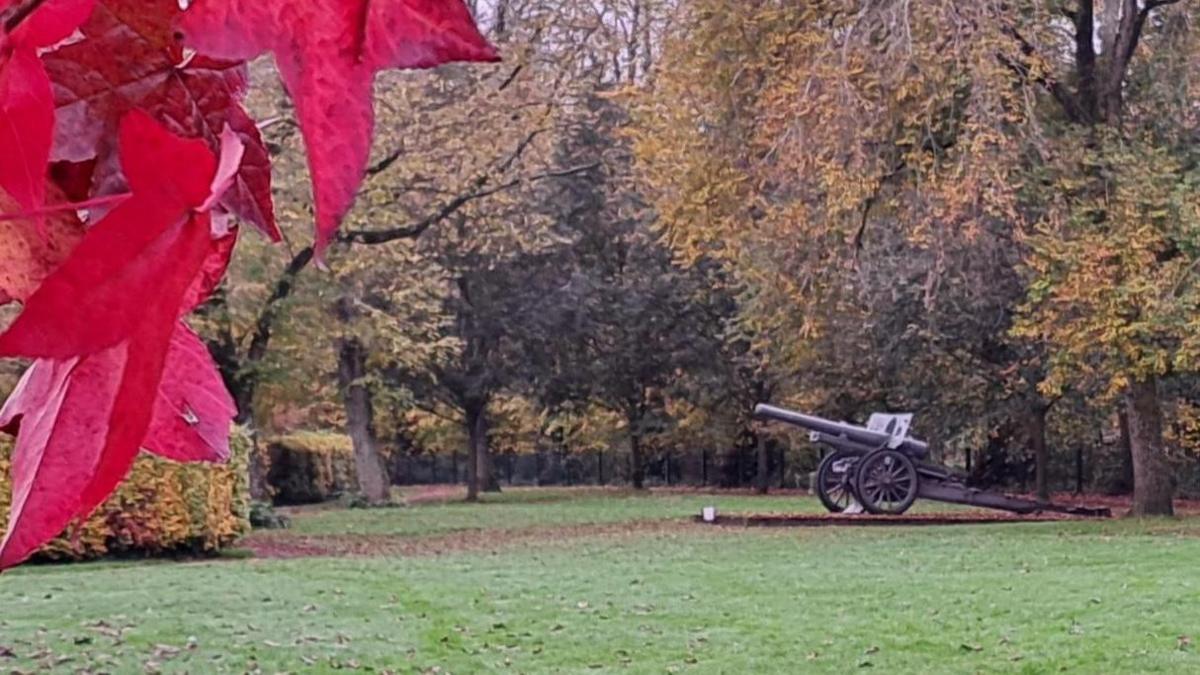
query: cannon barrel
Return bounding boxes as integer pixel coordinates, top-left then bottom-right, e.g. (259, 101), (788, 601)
(753, 403), (928, 458)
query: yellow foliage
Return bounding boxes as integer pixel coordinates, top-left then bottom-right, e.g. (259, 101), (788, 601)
(269, 430), (353, 455)
(0, 430), (250, 562)
(489, 395), (546, 455)
(404, 407), (467, 456)
(545, 403), (627, 456)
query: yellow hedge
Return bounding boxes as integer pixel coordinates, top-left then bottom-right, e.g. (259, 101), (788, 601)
(265, 431), (358, 504)
(0, 430), (251, 562)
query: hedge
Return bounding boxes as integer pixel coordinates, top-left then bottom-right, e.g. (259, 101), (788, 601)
(0, 430), (251, 562)
(265, 431), (358, 504)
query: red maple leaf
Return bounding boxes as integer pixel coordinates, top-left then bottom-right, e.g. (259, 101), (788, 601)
(178, 0), (498, 259)
(0, 0), (96, 214)
(143, 323), (237, 463)
(0, 183), (84, 306)
(0, 111), (239, 569)
(41, 0), (278, 239)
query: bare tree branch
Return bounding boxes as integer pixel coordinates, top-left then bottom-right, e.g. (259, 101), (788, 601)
(1, 0), (48, 34)
(339, 162), (600, 246)
(998, 26), (1085, 124)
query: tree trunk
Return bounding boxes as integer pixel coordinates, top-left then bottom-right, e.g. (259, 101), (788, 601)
(207, 323), (269, 501)
(246, 429), (271, 502)
(1124, 377), (1174, 516)
(755, 434), (769, 495)
(337, 336), (390, 505)
(629, 431), (645, 490)
(465, 403), (482, 502)
(463, 399), (499, 498)
(477, 426), (501, 493)
(1030, 406), (1049, 502)
(1075, 445), (1085, 495)
(1117, 409), (1134, 494)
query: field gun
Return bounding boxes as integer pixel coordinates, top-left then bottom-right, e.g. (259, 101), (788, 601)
(753, 403), (1110, 518)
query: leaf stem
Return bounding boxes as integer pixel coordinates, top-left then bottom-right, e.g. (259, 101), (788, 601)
(0, 193), (131, 222)
(2, 0), (49, 35)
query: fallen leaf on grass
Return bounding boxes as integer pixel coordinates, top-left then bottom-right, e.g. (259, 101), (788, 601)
(960, 643), (983, 652)
(152, 644), (181, 658)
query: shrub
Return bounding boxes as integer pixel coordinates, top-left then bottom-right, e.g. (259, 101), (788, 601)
(0, 431), (251, 562)
(248, 501), (291, 530)
(265, 432), (357, 504)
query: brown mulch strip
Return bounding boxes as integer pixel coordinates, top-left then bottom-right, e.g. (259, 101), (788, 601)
(697, 512), (1100, 528)
(239, 519), (709, 560)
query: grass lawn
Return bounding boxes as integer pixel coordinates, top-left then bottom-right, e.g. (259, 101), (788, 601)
(281, 487), (827, 537)
(2, 488), (1198, 674)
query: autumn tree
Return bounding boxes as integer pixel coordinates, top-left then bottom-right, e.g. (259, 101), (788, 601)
(1013, 1), (1200, 515)
(636, 0), (1197, 512)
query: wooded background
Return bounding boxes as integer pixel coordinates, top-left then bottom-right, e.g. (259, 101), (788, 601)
(10, 0), (1194, 512)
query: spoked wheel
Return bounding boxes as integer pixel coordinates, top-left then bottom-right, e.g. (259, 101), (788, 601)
(854, 449), (918, 515)
(815, 451), (860, 513)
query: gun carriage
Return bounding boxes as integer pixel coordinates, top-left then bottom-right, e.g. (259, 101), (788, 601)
(753, 403), (1110, 517)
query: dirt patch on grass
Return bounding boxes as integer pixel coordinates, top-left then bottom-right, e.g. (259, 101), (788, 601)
(397, 485), (670, 505)
(701, 511), (1100, 527)
(239, 519), (709, 560)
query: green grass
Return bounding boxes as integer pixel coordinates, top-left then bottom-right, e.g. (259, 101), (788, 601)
(2, 491), (1199, 673)
(284, 487), (826, 537)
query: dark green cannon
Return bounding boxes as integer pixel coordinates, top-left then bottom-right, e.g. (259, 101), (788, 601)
(753, 403), (1110, 518)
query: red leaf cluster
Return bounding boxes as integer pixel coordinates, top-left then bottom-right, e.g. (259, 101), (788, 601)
(0, 0), (497, 569)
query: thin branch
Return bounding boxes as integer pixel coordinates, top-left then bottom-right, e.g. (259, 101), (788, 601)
(1, 0), (48, 34)
(1122, 0), (1183, 66)
(246, 246), (314, 366)
(339, 162), (600, 246)
(496, 64), (523, 91)
(852, 160), (906, 254)
(999, 26), (1084, 124)
(366, 147), (404, 176)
